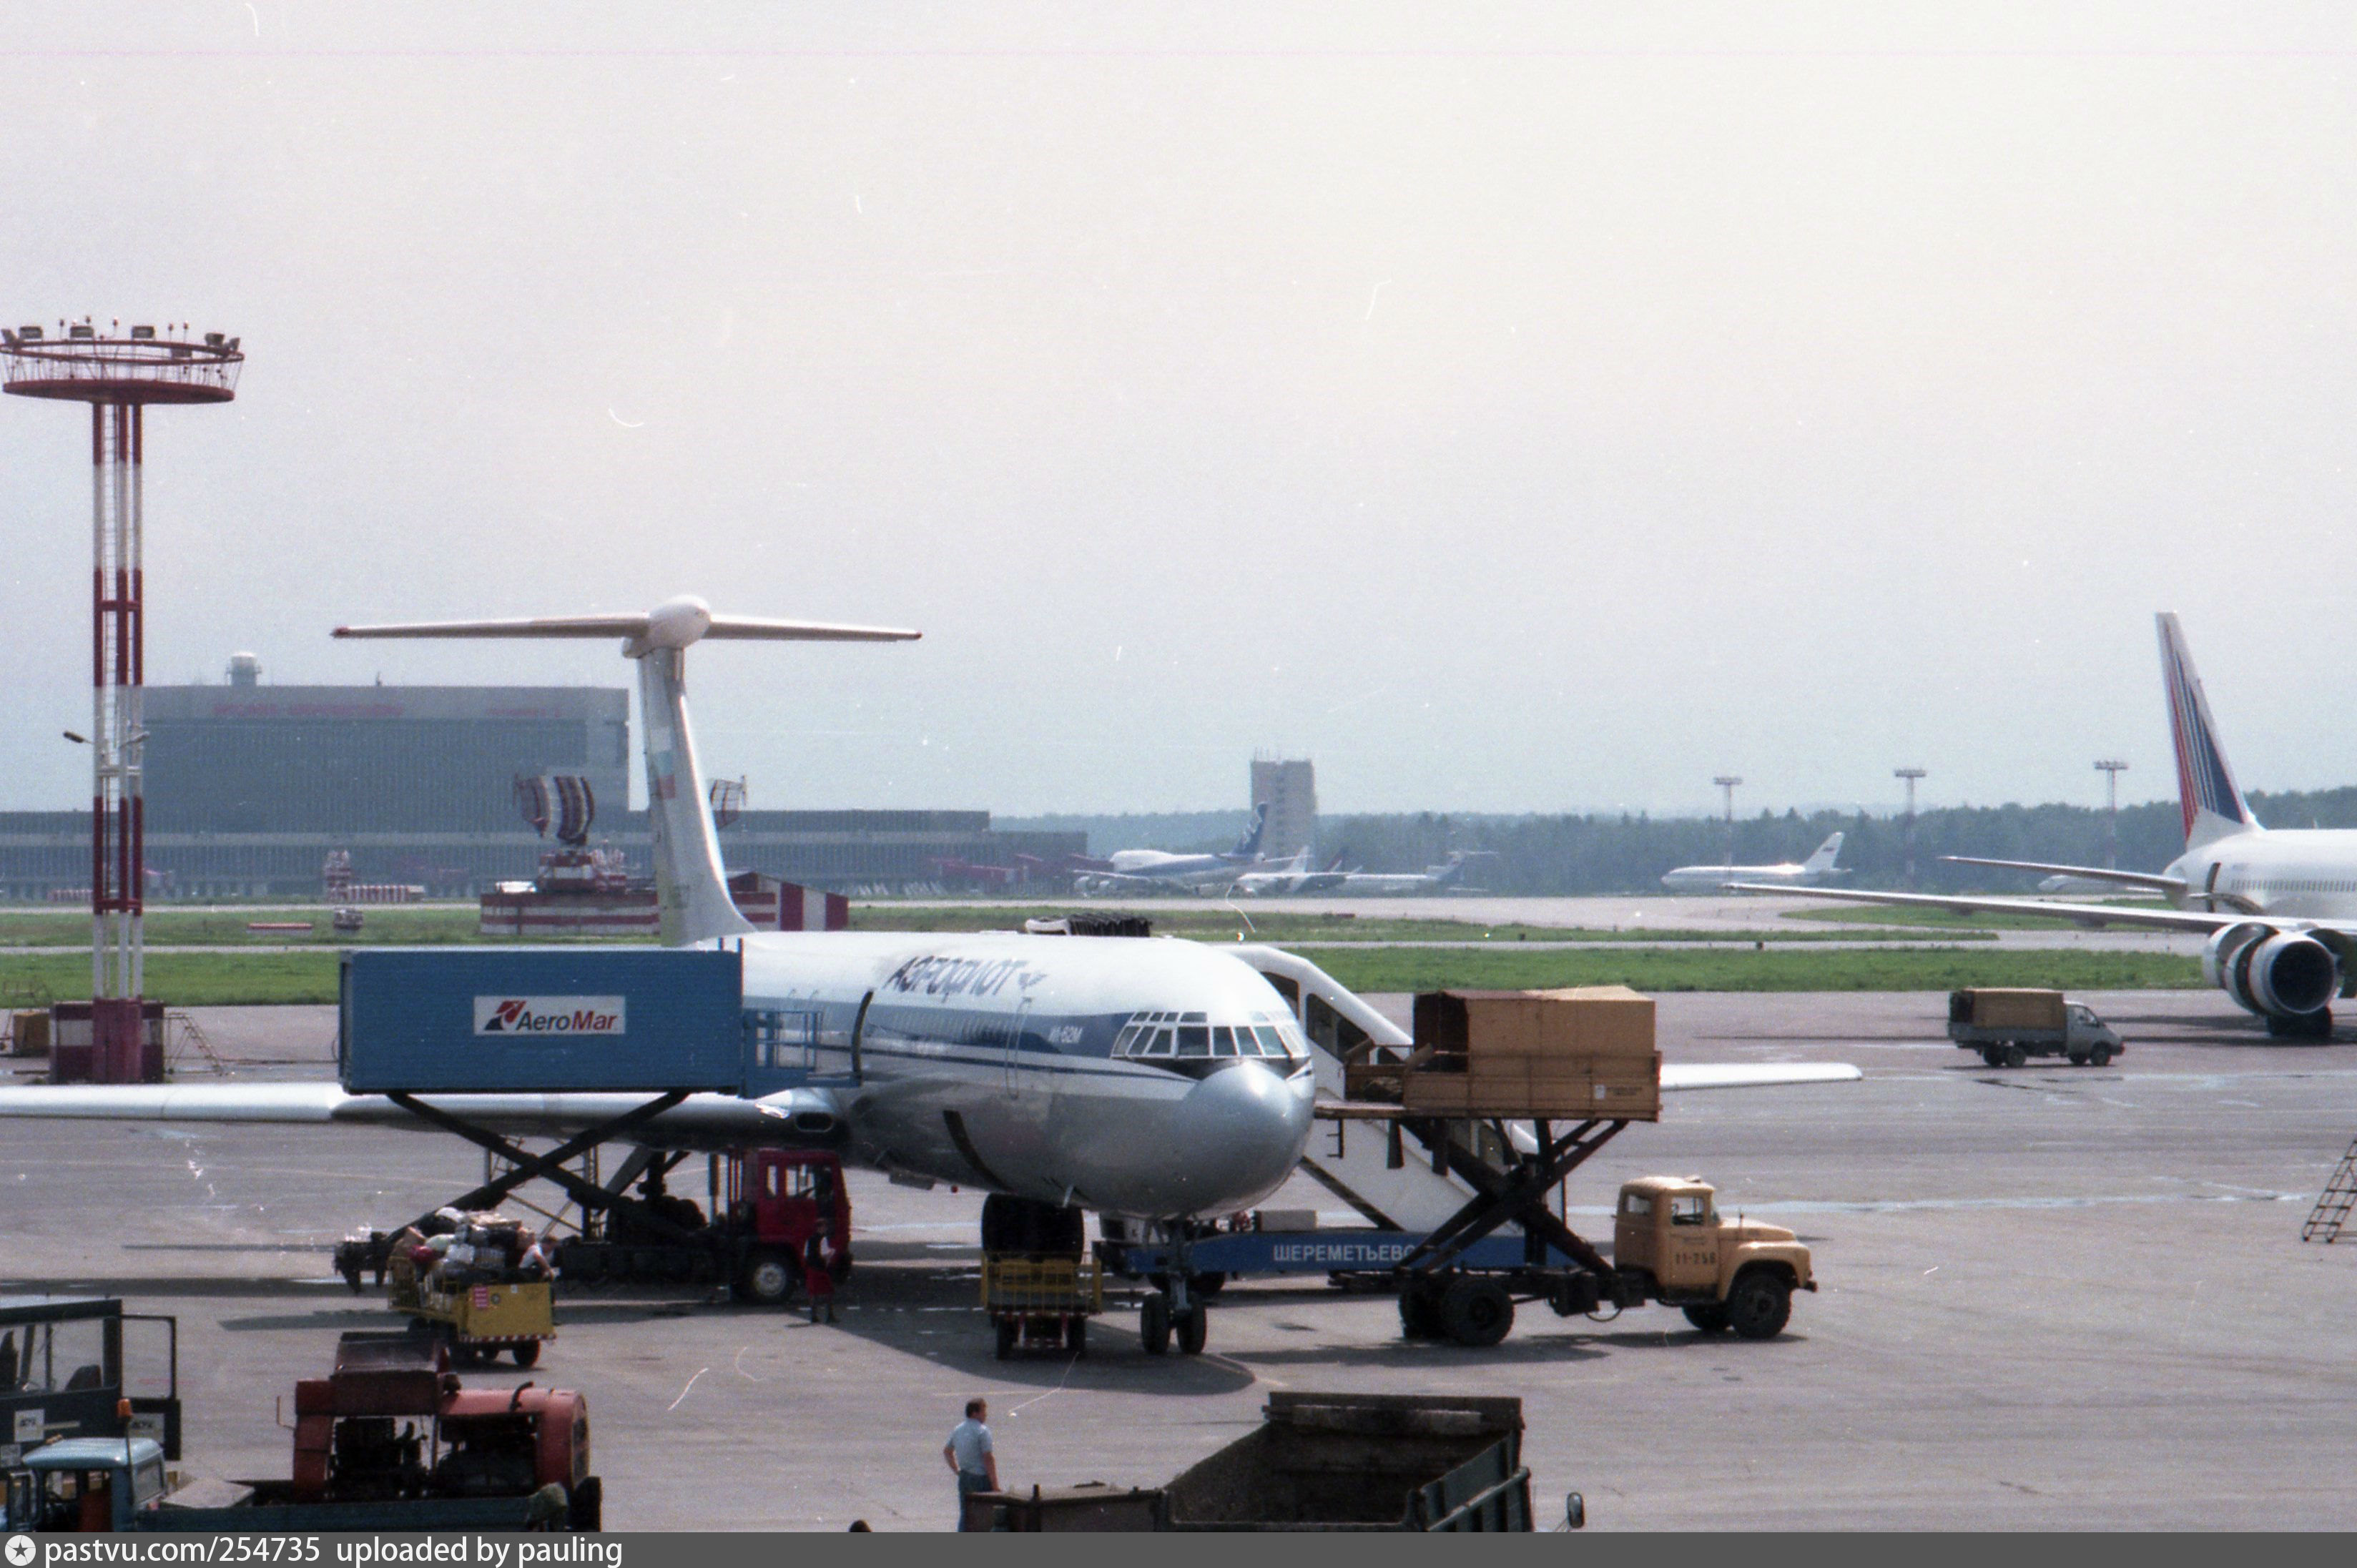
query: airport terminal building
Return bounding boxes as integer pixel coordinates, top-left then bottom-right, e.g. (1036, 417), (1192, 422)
(0, 674), (1078, 899)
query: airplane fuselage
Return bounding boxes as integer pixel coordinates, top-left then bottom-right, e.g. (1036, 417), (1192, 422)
(727, 930), (1316, 1218)
(2160, 829), (2357, 920)
(1660, 862), (1835, 891)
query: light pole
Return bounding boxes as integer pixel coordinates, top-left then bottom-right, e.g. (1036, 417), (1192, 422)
(2095, 759), (2129, 869)
(1713, 776), (1742, 867)
(6, 320), (243, 1083)
(1894, 767), (1927, 888)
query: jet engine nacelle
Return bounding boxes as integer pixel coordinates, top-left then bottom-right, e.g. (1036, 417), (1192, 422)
(2205, 923), (2337, 1017)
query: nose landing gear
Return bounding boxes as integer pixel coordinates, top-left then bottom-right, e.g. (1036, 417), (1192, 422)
(1140, 1276), (1209, 1356)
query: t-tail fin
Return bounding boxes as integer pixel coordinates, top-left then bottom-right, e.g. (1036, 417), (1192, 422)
(335, 594), (919, 945)
(1804, 832), (1844, 872)
(1229, 802), (1271, 859)
(2156, 612), (2258, 849)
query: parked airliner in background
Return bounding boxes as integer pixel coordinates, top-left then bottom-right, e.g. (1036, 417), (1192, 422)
(1745, 613), (2357, 1038)
(1232, 849), (1349, 897)
(1073, 804), (1277, 894)
(1332, 851), (1486, 897)
(1663, 833), (1846, 892)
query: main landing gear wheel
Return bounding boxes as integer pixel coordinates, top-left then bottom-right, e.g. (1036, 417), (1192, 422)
(1176, 1305), (1208, 1356)
(1140, 1293), (1171, 1356)
(2267, 1009), (2334, 1040)
(736, 1248), (799, 1307)
(1726, 1271), (1792, 1341)
(1440, 1277), (1515, 1348)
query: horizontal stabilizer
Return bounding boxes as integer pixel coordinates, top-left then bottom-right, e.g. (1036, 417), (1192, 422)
(334, 606), (920, 648)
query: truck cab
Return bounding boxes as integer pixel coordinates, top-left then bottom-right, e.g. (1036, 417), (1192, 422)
(14, 1437), (168, 1532)
(1610, 1177), (1814, 1340)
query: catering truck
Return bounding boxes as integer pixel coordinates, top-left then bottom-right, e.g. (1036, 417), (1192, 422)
(1948, 988), (2123, 1067)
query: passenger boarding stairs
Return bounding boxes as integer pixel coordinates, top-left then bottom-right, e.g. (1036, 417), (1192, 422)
(2303, 1135), (2357, 1243)
(1236, 945), (1520, 1234)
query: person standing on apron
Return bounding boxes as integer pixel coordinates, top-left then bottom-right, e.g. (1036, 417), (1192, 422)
(943, 1398), (1000, 1529)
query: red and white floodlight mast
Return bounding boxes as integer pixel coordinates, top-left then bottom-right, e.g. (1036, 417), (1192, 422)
(3, 319), (242, 1081)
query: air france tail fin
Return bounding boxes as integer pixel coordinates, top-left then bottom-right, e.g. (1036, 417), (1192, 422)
(1804, 832), (1844, 873)
(2155, 613), (2259, 849)
(336, 594), (918, 945)
(1229, 802), (1271, 859)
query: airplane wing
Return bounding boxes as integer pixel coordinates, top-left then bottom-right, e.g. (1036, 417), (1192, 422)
(1939, 855), (2187, 894)
(0, 1084), (847, 1145)
(1660, 1062), (1862, 1092)
(1726, 882), (2243, 934)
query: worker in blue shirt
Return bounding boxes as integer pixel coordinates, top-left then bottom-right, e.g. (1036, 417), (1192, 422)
(943, 1398), (1000, 1529)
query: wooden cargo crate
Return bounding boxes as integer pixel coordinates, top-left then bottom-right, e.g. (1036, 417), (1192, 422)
(1412, 987), (1655, 1061)
(1401, 1060), (1660, 1120)
(1951, 987), (2065, 1032)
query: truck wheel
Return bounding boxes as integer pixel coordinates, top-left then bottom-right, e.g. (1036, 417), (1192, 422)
(1141, 1293), (1171, 1356)
(1066, 1317), (1087, 1356)
(737, 1249), (799, 1307)
(1683, 1303), (1731, 1333)
(1726, 1271), (1792, 1340)
(1440, 1277), (1515, 1348)
(995, 1317), (1019, 1360)
(2090, 1044), (2114, 1067)
(2067, 1050), (2090, 1066)
(1176, 1304), (1208, 1356)
(571, 1476), (604, 1533)
(2002, 1044), (2027, 1068)
(1399, 1282), (1444, 1341)
(511, 1341), (541, 1369)
(1980, 1046), (2005, 1068)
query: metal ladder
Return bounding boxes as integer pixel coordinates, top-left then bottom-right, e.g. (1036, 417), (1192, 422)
(164, 1010), (228, 1075)
(2303, 1136), (2357, 1243)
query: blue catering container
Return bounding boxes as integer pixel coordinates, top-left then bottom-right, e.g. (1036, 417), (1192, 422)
(339, 947), (744, 1093)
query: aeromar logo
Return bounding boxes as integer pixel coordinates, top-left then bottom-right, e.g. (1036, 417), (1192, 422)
(473, 995), (626, 1036)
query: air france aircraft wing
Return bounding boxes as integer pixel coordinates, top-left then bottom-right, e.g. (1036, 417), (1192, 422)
(0, 1083), (850, 1143)
(1939, 856), (2187, 894)
(1723, 881), (2250, 933)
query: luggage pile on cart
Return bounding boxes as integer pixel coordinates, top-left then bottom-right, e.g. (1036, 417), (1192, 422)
(385, 1210), (556, 1367)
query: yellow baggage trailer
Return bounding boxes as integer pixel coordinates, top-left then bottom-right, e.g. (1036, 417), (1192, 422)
(388, 1250), (556, 1367)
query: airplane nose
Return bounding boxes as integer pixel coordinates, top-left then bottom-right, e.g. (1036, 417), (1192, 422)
(1173, 1060), (1315, 1215)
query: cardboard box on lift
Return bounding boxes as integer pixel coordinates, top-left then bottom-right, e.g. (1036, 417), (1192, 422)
(1403, 987), (1660, 1120)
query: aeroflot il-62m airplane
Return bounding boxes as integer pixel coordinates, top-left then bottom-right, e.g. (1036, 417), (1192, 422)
(1661, 833), (1846, 892)
(1745, 613), (2357, 1038)
(0, 596), (1856, 1355)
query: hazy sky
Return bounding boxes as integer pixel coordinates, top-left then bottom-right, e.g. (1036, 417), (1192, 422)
(6, 5), (2356, 820)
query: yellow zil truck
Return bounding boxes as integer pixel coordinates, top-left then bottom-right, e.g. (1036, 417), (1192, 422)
(1608, 1176), (1816, 1339)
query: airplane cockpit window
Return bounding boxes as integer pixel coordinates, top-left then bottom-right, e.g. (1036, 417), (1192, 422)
(1116, 1010), (1308, 1065)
